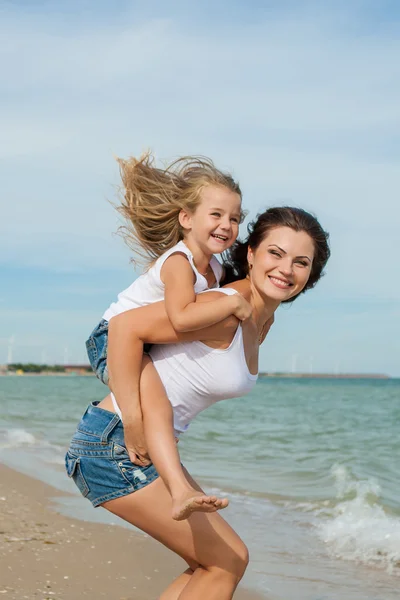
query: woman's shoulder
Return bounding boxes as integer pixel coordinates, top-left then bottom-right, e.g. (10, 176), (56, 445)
(197, 278), (250, 301)
(222, 279), (251, 299)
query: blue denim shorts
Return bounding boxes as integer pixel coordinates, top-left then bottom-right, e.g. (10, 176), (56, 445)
(65, 401), (159, 507)
(86, 319), (109, 385)
(86, 319), (153, 386)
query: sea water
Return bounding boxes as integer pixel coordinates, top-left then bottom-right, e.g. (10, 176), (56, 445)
(1, 376), (399, 599)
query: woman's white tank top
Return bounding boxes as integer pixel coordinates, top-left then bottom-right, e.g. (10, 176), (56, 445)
(103, 241), (223, 321)
(111, 288), (258, 436)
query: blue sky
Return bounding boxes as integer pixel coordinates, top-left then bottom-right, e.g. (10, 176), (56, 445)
(2, 1), (399, 375)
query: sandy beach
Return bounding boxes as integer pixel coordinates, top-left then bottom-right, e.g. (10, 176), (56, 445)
(0, 463), (264, 600)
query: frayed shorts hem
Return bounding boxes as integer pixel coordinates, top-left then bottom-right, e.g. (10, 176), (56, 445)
(92, 482), (153, 507)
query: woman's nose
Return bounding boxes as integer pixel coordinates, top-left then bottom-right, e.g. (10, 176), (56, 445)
(279, 259), (293, 275)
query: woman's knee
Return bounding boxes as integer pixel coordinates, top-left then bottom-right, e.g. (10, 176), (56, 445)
(230, 541), (249, 579)
(206, 539), (249, 581)
(207, 550), (249, 587)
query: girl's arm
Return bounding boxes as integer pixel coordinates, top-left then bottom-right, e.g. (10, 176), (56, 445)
(161, 253), (251, 332)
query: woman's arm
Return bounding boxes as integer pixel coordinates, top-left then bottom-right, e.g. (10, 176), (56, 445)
(162, 254), (251, 332)
(107, 292), (238, 462)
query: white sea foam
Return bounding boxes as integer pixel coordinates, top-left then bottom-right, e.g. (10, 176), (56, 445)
(0, 428), (37, 447)
(317, 465), (400, 574)
(0, 428), (64, 456)
(45, 456), (66, 466)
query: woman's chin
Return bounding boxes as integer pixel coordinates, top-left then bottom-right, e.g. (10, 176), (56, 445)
(262, 283), (293, 301)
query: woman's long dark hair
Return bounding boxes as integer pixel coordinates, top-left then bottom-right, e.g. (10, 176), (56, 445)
(222, 207), (330, 302)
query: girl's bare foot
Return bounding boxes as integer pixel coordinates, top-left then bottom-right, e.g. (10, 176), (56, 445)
(172, 490), (229, 521)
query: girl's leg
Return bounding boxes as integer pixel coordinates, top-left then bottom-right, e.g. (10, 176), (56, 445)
(102, 469), (249, 600)
(139, 355), (228, 520)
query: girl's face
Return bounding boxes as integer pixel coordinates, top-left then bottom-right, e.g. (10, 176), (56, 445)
(248, 226), (315, 302)
(180, 184), (242, 255)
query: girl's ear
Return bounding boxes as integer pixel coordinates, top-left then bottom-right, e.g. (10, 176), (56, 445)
(179, 209), (193, 231)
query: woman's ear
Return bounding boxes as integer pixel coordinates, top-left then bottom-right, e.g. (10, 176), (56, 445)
(178, 209), (193, 232)
(247, 247), (254, 270)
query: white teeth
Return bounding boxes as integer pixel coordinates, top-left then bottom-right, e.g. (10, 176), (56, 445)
(212, 234), (228, 241)
(270, 276), (291, 287)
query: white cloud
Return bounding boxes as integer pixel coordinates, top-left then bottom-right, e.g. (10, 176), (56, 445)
(1, 2), (399, 371)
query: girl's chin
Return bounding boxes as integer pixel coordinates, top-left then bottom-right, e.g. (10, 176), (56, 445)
(206, 241), (229, 252)
(210, 241), (230, 251)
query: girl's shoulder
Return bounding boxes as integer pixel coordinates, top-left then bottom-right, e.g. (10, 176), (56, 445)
(155, 240), (190, 266)
(151, 241), (192, 277)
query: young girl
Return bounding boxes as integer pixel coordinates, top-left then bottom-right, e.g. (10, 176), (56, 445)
(86, 152), (252, 520)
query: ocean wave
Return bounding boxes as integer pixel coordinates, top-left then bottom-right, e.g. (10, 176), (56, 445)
(317, 465), (400, 574)
(0, 428), (65, 455)
(0, 428), (37, 447)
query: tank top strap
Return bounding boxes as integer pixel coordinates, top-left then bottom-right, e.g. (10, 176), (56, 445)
(198, 286), (249, 362)
(153, 241), (223, 289)
(201, 287), (238, 297)
(210, 255), (223, 285)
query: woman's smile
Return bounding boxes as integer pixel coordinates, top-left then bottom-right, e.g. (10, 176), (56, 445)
(268, 275), (293, 289)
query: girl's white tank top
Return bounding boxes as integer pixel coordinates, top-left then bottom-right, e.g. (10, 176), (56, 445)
(111, 288), (258, 436)
(103, 241), (223, 322)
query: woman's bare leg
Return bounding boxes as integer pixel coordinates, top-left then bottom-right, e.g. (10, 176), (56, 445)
(139, 355), (228, 520)
(159, 568), (194, 599)
(101, 470), (248, 600)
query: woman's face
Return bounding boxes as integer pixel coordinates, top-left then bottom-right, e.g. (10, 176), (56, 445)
(248, 226), (315, 302)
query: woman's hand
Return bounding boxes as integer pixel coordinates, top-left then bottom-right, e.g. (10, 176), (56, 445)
(123, 413), (151, 466)
(259, 314), (275, 344)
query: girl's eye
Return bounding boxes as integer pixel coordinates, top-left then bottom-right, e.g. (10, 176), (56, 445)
(211, 212), (221, 217)
(230, 217), (239, 224)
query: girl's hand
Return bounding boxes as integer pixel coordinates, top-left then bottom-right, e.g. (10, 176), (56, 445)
(232, 294), (253, 321)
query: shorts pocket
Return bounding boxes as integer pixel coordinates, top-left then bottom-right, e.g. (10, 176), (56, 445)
(113, 445), (156, 486)
(65, 452), (90, 498)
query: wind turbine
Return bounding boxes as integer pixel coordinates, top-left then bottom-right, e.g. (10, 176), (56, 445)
(7, 335), (15, 364)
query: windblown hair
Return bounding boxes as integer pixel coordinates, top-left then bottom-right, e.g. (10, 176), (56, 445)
(115, 151), (242, 264)
(223, 206), (330, 303)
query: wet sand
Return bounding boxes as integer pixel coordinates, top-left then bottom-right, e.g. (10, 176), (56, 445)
(0, 463), (264, 599)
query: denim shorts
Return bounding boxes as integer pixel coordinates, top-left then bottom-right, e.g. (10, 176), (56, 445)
(65, 401), (159, 507)
(86, 319), (153, 386)
(86, 319), (109, 385)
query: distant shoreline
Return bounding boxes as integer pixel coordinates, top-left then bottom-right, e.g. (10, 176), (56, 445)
(0, 368), (392, 380)
(259, 372), (391, 379)
(0, 371), (95, 376)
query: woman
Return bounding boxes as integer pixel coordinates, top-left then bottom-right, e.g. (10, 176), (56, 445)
(66, 207), (330, 599)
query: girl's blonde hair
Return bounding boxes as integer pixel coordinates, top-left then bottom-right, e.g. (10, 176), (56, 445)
(115, 151), (242, 264)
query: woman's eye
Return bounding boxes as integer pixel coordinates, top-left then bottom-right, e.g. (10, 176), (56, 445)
(269, 250), (281, 257)
(296, 260), (308, 267)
